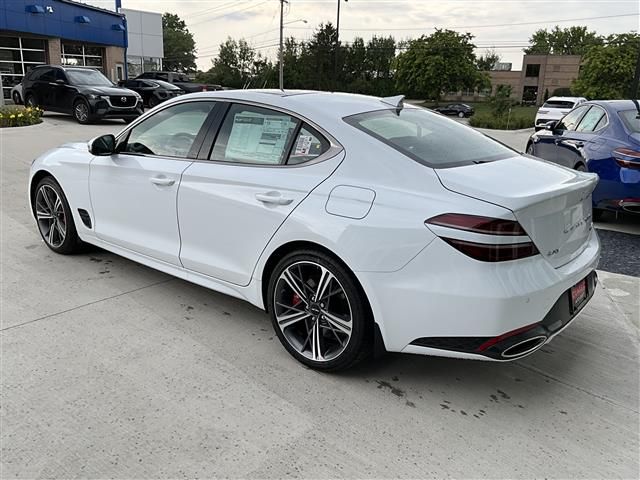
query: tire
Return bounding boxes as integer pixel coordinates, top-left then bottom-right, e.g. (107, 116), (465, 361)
(12, 91), (21, 105)
(526, 143), (535, 156)
(25, 94), (38, 108)
(458, 111), (465, 118)
(593, 208), (605, 222)
(148, 96), (160, 108)
(73, 99), (92, 124)
(267, 250), (372, 371)
(575, 164), (587, 172)
(33, 176), (82, 254)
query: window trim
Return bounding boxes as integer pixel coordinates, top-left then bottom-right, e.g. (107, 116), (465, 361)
(115, 99), (219, 160)
(556, 104), (591, 132)
(114, 97), (343, 167)
(575, 105), (609, 133)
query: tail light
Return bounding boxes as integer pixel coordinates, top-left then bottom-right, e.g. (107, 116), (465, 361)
(613, 148), (640, 169)
(202, 86), (207, 92)
(425, 213), (539, 262)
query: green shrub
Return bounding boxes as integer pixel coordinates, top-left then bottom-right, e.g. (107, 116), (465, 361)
(469, 112), (534, 130)
(0, 105), (43, 128)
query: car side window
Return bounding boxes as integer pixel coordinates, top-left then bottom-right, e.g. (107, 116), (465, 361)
(55, 69), (67, 83)
(210, 104), (299, 165)
(121, 101), (215, 158)
(556, 105), (590, 131)
(576, 106), (607, 132)
(39, 68), (54, 82)
(288, 124), (330, 165)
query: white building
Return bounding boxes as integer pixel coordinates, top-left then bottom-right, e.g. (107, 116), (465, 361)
(121, 8), (163, 79)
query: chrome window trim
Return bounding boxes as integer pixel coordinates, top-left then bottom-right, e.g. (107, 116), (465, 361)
(115, 97), (344, 168)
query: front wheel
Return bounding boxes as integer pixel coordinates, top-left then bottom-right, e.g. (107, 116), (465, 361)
(458, 111), (465, 118)
(12, 91), (22, 105)
(73, 99), (92, 124)
(33, 177), (82, 254)
(526, 143), (535, 156)
(267, 251), (372, 371)
(25, 94), (38, 108)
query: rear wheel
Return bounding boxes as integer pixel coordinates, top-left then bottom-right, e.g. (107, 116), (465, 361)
(526, 143), (535, 155)
(267, 250), (371, 371)
(458, 111), (465, 118)
(73, 99), (91, 124)
(33, 177), (82, 254)
(12, 91), (21, 105)
(575, 164), (587, 172)
(25, 94), (38, 108)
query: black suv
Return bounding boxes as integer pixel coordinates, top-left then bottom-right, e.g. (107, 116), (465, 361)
(22, 65), (143, 124)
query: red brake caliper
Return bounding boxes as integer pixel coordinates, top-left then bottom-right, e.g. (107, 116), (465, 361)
(292, 293), (301, 306)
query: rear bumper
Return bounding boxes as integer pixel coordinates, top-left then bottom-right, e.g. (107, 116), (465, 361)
(356, 228), (600, 359)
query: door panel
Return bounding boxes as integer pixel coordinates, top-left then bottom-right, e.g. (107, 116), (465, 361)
(177, 154), (343, 285)
(90, 155), (191, 265)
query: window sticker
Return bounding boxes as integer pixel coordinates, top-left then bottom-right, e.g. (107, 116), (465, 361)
(225, 112), (296, 164)
(295, 135), (313, 155)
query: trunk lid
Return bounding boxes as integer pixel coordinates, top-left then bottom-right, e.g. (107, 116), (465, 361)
(436, 155), (598, 268)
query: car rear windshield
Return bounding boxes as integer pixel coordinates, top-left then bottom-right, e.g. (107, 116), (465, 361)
(619, 109), (640, 133)
(343, 107), (515, 168)
(542, 100), (575, 109)
(66, 69), (113, 86)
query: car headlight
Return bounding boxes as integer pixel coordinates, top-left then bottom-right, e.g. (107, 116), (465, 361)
(99, 95), (110, 101)
(87, 94), (99, 100)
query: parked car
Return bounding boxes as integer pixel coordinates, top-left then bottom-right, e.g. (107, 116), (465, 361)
(534, 96), (587, 131)
(526, 99), (640, 217)
(22, 65), (143, 124)
(433, 103), (474, 118)
(29, 90), (599, 371)
(118, 78), (183, 108)
(135, 71), (222, 93)
(11, 83), (23, 104)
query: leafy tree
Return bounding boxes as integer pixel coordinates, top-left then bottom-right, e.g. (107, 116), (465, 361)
(162, 13), (197, 73)
(572, 33), (640, 99)
(307, 23), (339, 91)
(395, 29), (484, 104)
(197, 38), (274, 89)
(476, 49), (501, 71)
(489, 85), (514, 117)
(524, 26), (603, 56)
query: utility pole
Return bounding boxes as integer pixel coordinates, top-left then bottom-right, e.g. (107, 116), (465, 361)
(333, 0), (349, 90)
(279, 0), (285, 90)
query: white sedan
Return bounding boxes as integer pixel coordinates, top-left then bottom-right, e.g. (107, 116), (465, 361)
(29, 90), (600, 371)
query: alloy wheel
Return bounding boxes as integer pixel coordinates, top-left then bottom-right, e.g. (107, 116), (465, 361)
(274, 261), (353, 362)
(35, 185), (67, 248)
(74, 102), (89, 122)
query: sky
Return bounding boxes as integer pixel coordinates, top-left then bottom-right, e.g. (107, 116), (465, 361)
(86, 0), (639, 72)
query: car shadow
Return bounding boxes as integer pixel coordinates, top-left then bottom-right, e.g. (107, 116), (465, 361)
(42, 112), (129, 126)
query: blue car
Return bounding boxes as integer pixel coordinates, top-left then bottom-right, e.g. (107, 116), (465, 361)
(526, 100), (640, 217)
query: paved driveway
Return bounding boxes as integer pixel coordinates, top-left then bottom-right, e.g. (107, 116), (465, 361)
(1, 114), (638, 478)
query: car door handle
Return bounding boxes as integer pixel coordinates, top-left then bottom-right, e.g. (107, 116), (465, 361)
(150, 176), (175, 186)
(255, 192), (294, 205)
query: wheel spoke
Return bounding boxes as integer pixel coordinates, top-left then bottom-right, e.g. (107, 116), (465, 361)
(36, 210), (53, 220)
(53, 195), (62, 214)
(310, 320), (323, 361)
(41, 188), (54, 212)
(282, 269), (309, 305)
(277, 310), (311, 329)
(275, 302), (305, 314)
(322, 311), (352, 336)
(54, 220), (66, 240)
(47, 221), (56, 244)
(315, 266), (334, 302)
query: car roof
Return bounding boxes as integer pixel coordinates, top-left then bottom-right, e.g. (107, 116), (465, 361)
(171, 89), (403, 122)
(545, 96), (586, 102)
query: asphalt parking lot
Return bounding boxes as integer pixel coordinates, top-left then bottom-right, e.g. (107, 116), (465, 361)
(1, 114), (639, 478)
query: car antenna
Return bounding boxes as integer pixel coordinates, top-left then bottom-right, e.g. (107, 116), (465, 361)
(381, 95), (405, 114)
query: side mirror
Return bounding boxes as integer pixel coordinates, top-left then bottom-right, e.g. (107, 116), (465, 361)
(545, 120), (558, 131)
(89, 134), (116, 156)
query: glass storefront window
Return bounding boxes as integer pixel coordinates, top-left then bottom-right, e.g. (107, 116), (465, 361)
(0, 36), (47, 100)
(61, 44), (104, 72)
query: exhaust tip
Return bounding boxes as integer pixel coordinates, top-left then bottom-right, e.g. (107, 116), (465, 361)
(501, 335), (547, 359)
(621, 203), (640, 214)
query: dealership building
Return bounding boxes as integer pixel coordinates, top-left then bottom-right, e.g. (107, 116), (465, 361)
(0, 0), (163, 100)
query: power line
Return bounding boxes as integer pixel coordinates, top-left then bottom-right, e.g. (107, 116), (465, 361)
(189, 0), (272, 27)
(183, 0), (250, 20)
(287, 12), (639, 31)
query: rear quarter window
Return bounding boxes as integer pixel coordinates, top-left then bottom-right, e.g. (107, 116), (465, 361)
(344, 107), (514, 168)
(619, 110), (640, 133)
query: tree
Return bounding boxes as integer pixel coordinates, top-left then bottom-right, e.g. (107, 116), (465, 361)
(197, 38), (275, 89)
(524, 26), (603, 56)
(162, 13), (197, 73)
(572, 33), (640, 99)
(476, 49), (501, 71)
(395, 29), (484, 103)
(489, 85), (514, 117)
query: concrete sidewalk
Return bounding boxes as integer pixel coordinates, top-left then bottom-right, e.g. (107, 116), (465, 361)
(1, 116), (639, 478)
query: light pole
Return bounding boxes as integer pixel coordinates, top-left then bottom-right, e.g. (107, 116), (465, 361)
(334, 0), (348, 89)
(278, 7), (307, 90)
